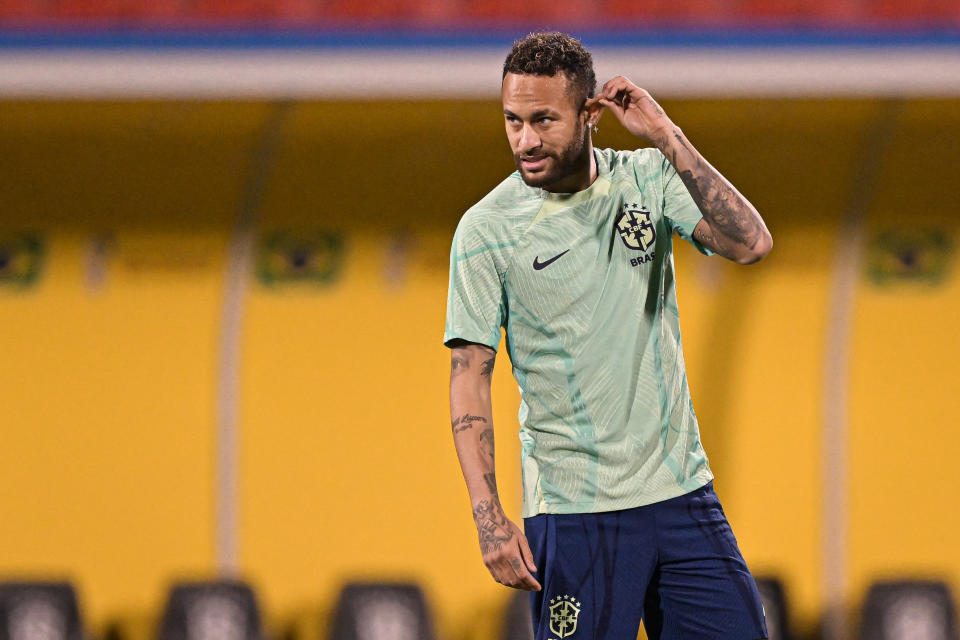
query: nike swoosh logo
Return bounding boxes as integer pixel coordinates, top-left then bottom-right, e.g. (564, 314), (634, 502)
(533, 249), (570, 270)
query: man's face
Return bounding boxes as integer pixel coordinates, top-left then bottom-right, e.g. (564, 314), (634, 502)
(501, 72), (590, 191)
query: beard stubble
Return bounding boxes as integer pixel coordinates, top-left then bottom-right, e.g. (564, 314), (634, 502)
(514, 125), (590, 190)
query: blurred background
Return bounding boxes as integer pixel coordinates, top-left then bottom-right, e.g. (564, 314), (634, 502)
(1, 2), (959, 640)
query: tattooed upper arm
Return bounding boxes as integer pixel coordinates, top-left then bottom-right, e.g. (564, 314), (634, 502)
(479, 355), (495, 378)
(449, 341), (496, 380)
(451, 350), (470, 377)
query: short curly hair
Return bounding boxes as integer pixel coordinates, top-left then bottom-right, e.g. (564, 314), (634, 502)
(502, 32), (597, 107)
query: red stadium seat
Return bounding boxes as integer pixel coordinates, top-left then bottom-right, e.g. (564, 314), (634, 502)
(463, 0), (593, 23)
(2, 0), (957, 28)
(50, 0), (185, 21)
(128, 0), (189, 20)
(0, 0), (46, 19)
(272, 0), (323, 21)
(733, 0), (863, 23)
(321, 0), (453, 21)
(188, 0), (283, 20)
(872, 0), (960, 24)
(50, 0), (123, 20)
(600, 0), (732, 24)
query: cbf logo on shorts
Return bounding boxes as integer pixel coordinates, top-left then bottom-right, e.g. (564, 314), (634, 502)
(616, 203), (656, 252)
(549, 595), (581, 638)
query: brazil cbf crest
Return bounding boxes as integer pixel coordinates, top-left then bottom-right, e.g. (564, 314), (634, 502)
(549, 595), (581, 638)
(616, 203), (656, 252)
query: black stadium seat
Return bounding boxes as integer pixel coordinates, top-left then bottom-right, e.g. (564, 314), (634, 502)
(0, 582), (83, 640)
(328, 583), (435, 640)
(500, 591), (534, 640)
(754, 576), (792, 640)
(859, 580), (959, 640)
(157, 580), (263, 640)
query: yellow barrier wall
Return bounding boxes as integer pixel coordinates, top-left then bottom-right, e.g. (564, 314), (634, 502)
(847, 100), (960, 616)
(0, 100), (957, 640)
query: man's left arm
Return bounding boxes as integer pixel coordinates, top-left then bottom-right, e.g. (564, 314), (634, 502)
(595, 76), (773, 264)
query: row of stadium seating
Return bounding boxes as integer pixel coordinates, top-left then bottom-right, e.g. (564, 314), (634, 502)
(0, 0), (957, 23)
(1, 577), (957, 640)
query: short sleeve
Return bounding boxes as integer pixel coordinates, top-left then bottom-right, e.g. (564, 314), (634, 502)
(443, 213), (507, 351)
(659, 153), (714, 256)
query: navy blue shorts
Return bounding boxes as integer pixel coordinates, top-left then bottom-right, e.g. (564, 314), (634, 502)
(524, 483), (767, 640)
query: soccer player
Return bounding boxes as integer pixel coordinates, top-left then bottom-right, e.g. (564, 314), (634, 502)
(445, 32), (772, 639)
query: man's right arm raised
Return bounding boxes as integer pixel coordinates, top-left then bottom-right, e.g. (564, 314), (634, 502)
(449, 340), (541, 591)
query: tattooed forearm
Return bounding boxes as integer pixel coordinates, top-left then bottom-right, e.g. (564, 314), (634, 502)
(677, 167), (761, 251)
(483, 471), (497, 495)
(473, 498), (514, 554)
(479, 356), (495, 378)
(479, 427), (494, 462)
(452, 412), (488, 434)
(664, 127), (768, 259)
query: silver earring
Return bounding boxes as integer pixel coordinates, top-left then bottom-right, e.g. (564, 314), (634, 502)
(591, 123), (599, 133)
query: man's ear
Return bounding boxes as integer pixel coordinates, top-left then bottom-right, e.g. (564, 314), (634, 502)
(584, 96), (605, 128)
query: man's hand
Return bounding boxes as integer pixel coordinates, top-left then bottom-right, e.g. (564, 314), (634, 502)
(473, 497), (541, 591)
(591, 75), (773, 264)
(592, 75), (674, 144)
(449, 341), (541, 591)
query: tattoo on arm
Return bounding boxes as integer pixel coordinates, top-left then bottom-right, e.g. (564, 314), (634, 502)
(451, 353), (470, 377)
(693, 221), (717, 248)
(483, 471), (497, 495)
(473, 498), (514, 554)
(669, 129), (762, 252)
(479, 427), (494, 462)
(480, 356), (495, 379)
(677, 167), (760, 251)
(451, 413), (488, 434)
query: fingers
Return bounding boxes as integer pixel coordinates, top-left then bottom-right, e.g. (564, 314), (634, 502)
(597, 75), (670, 140)
(483, 539), (542, 591)
(508, 555), (542, 591)
(598, 97), (624, 117)
(600, 75), (655, 114)
(517, 528), (538, 574)
(600, 75), (642, 100)
(490, 553), (541, 590)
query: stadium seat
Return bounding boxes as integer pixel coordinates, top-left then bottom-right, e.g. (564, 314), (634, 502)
(270, 0), (323, 21)
(50, 0), (123, 19)
(463, 0), (592, 21)
(873, 0), (960, 22)
(754, 576), (792, 640)
(858, 580), (959, 640)
(0, 582), (83, 640)
(157, 580), (264, 640)
(500, 591), (534, 640)
(0, 0), (43, 19)
(734, 0), (861, 21)
(188, 0), (279, 20)
(600, 0), (730, 23)
(328, 583), (435, 640)
(320, 0), (453, 21)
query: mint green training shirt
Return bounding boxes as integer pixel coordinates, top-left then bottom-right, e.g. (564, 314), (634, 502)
(445, 147), (715, 518)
